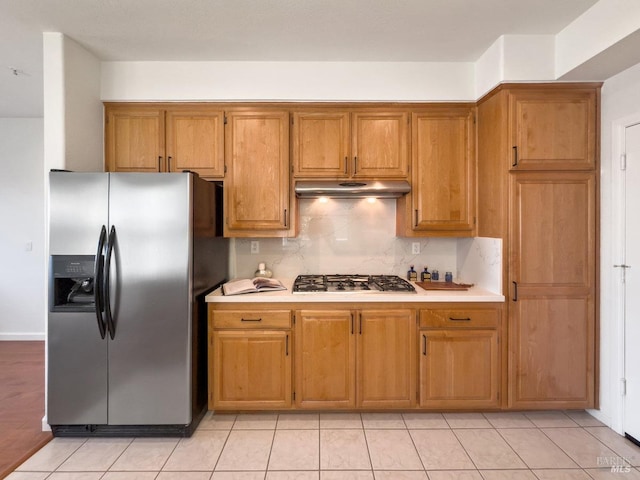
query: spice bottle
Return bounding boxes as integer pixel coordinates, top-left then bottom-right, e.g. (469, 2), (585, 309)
(421, 266), (431, 282)
(407, 265), (418, 282)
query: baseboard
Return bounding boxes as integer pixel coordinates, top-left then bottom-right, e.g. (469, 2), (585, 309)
(0, 333), (46, 341)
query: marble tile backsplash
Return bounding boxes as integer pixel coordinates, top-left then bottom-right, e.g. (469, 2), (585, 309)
(231, 198), (502, 293)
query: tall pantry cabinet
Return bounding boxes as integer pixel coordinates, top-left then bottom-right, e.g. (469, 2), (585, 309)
(477, 83), (600, 409)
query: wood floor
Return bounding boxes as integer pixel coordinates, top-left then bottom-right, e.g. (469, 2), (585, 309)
(0, 341), (52, 480)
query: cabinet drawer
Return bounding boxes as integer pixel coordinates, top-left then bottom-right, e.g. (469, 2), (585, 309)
(212, 310), (291, 329)
(419, 308), (499, 328)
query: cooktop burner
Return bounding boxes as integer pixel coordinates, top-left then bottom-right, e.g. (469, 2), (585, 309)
(292, 274), (416, 293)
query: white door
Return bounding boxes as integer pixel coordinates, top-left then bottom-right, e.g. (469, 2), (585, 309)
(624, 122), (640, 443)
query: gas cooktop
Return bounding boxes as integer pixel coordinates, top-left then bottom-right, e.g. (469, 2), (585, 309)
(292, 274), (416, 293)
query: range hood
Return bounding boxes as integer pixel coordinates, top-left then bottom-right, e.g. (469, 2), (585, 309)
(295, 180), (411, 198)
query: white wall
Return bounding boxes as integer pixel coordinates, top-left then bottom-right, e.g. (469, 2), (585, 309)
(101, 61), (476, 101)
(595, 61), (640, 431)
(474, 35), (557, 99)
(0, 118), (45, 340)
(64, 36), (103, 172)
(556, 0), (640, 79)
(43, 33), (103, 173)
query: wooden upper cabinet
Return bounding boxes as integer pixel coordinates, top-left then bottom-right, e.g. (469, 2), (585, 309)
(357, 309), (415, 408)
(105, 107), (165, 172)
(224, 110), (291, 236)
(105, 104), (225, 177)
(292, 110), (409, 179)
(352, 112), (409, 178)
(292, 111), (350, 177)
(509, 89), (597, 170)
(165, 109), (225, 178)
(295, 310), (356, 409)
(396, 106), (476, 237)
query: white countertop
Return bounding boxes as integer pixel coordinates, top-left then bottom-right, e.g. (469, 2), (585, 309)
(206, 279), (505, 303)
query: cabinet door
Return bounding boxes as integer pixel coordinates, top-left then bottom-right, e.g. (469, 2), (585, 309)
(212, 330), (291, 409)
(510, 297), (594, 408)
(352, 112), (409, 178)
(419, 330), (499, 408)
(357, 309), (416, 408)
(410, 108), (475, 234)
(510, 89), (597, 170)
(508, 172), (596, 408)
(105, 107), (165, 172)
(165, 109), (225, 178)
(292, 111), (350, 177)
(225, 110), (290, 235)
(295, 310), (355, 408)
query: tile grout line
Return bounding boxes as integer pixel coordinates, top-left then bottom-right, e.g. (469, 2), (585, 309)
(403, 414), (429, 476)
(263, 413), (277, 475)
(211, 415), (235, 474)
(359, 413), (376, 477)
(537, 423), (604, 471)
(492, 421), (552, 472)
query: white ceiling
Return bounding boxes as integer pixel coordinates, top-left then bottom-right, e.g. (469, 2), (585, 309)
(0, 0), (601, 117)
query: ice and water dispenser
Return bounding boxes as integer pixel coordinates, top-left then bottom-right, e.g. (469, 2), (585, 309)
(49, 255), (96, 312)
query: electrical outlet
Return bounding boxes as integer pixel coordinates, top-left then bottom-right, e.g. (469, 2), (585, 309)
(250, 241), (259, 254)
(412, 242), (420, 254)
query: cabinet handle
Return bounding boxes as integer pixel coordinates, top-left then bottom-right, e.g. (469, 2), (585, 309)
(285, 334), (289, 356)
(158, 156), (162, 171)
(512, 146), (518, 167)
(241, 318), (262, 322)
(167, 156), (172, 171)
(359, 314), (362, 335)
(344, 156), (348, 174)
(512, 281), (518, 302)
(354, 156), (358, 174)
(350, 313), (354, 335)
(414, 209), (419, 228)
(422, 334), (427, 356)
(449, 317), (471, 322)
(284, 209), (288, 227)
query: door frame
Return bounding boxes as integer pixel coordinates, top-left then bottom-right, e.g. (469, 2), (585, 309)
(608, 112), (640, 434)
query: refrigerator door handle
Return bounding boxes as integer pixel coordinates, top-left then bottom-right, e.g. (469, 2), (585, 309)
(94, 225), (107, 339)
(104, 225), (116, 340)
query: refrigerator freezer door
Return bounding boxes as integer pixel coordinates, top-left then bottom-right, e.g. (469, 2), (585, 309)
(107, 173), (193, 425)
(48, 172), (109, 425)
(49, 172), (110, 255)
(48, 312), (109, 424)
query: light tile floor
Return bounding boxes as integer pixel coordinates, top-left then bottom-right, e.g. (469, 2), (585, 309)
(7, 411), (640, 480)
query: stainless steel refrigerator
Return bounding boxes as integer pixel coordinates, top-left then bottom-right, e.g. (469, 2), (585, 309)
(47, 171), (228, 436)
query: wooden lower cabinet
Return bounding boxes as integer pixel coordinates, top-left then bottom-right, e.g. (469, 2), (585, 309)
(418, 306), (501, 409)
(357, 310), (416, 408)
(295, 310), (356, 408)
(208, 302), (507, 411)
(510, 297), (594, 408)
(209, 308), (292, 410)
(295, 308), (415, 409)
(419, 330), (499, 408)
(211, 330), (291, 410)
